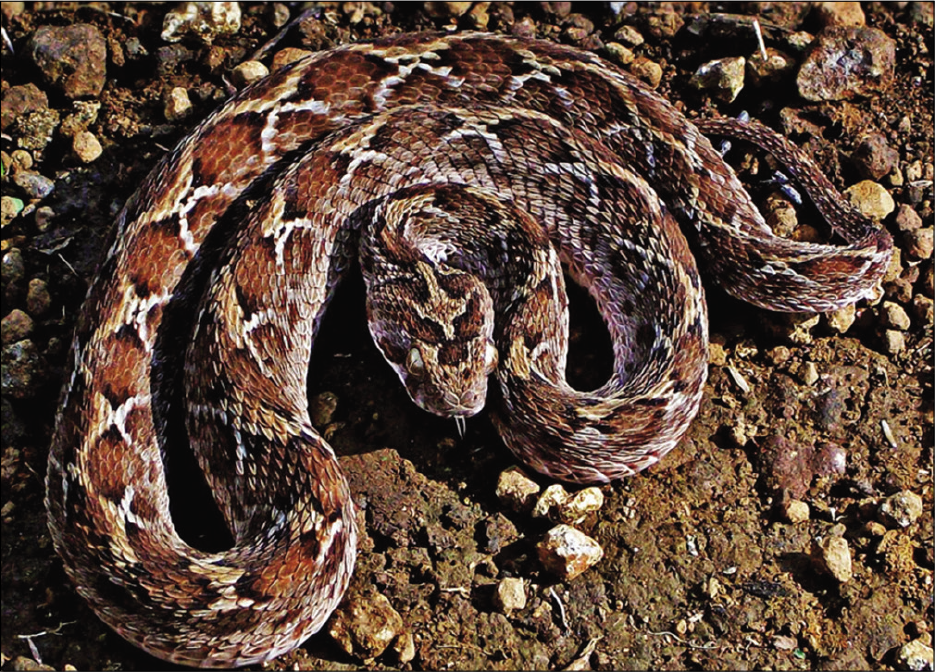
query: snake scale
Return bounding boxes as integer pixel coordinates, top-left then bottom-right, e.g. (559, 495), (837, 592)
(45, 32), (893, 667)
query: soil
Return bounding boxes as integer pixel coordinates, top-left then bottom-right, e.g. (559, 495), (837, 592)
(1, 3), (932, 671)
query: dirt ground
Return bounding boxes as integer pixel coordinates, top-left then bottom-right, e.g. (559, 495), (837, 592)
(1, 3), (932, 671)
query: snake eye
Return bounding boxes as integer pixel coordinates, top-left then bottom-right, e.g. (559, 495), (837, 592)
(406, 347), (425, 377)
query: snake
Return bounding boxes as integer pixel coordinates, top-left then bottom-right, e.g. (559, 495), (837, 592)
(45, 31), (893, 667)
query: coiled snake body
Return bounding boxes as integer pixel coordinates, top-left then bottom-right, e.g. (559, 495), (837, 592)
(46, 32), (892, 666)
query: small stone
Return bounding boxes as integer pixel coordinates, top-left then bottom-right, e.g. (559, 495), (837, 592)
(894, 204), (923, 232)
(800, 361), (819, 386)
(392, 630), (416, 664)
(29, 24), (107, 98)
(613, 25), (644, 47)
(629, 58), (662, 89)
(493, 577), (526, 613)
(844, 180), (895, 220)
(852, 132), (899, 180)
(162, 2), (242, 44)
(812, 535), (853, 583)
(602, 42), (634, 66)
(328, 590), (406, 660)
(557, 487), (605, 525)
(12, 171), (55, 200)
(825, 303), (856, 333)
(1, 339), (45, 398)
(1, 309), (34, 345)
(780, 313), (821, 345)
(164, 87), (193, 122)
(814, 2), (865, 27)
(231, 60), (269, 88)
(882, 329), (905, 354)
(10, 149), (33, 171)
(496, 466), (540, 513)
(781, 499), (810, 523)
(863, 520), (886, 537)
(879, 301), (911, 331)
(897, 639), (935, 671)
(879, 490), (923, 528)
(72, 130), (102, 163)
(797, 27), (895, 101)
(877, 529), (916, 575)
(745, 48), (796, 87)
(0, 83), (48, 132)
(2, 249), (25, 284)
(911, 295), (933, 325)
(1, 196), (24, 227)
(537, 524), (604, 580)
(690, 56), (745, 102)
(34, 206), (55, 232)
(773, 635), (799, 650)
(423, 2), (473, 18)
(532, 484), (569, 519)
(904, 227), (934, 260)
(26, 278), (51, 317)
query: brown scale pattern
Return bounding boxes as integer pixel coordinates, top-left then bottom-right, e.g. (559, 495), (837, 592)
(46, 32), (891, 667)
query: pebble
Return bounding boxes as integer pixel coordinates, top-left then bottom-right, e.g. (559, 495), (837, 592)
(825, 304), (856, 334)
(424, 2), (473, 18)
(912, 295), (933, 325)
(496, 466), (541, 513)
(745, 48), (796, 87)
(162, 2), (242, 44)
(12, 171), (55, 200)
(231, 60), (268, 88)
(532, 484), (604, 525)
(493, 577), (526, 613)
(1, 309), (34, 345)
(879, 301), (911, 331)
(844, 180), (895, 220)
(0, 83), (48, 132)
(780, 499), (810, 523)
(2, 249), (25, 284)
(800, 361), (819, 386)
(894, 204), (923, 232)
(690, 56), (745, 102)
(903, 227), (934, 260)
(164, 87), (193, 122)
(72, 130), (102, 163)
(812, 535), (853, 583)
(537, 524), (604, 580)
(852, 132), (899, 180)
(882, 329), (906, 354)
(629, 58), (662, 89)
(29, 24), (107, 98)
(1, 339), (44, 398)
(897, 638), (935, 671)
(327, 590), (406, 660)
(26, 278), (51, 316)
(797, 27), (895, 101)
(879, 490), (923, 528)
(1, 196), (23, 227)
(814, 1), (866, 27)
(613, 25), (644, 47)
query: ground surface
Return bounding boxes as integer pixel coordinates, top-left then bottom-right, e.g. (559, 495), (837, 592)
(1, 2), (932, 671)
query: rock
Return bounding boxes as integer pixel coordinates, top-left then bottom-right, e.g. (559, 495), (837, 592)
(879, 490), (923, 528)
(533, 484), (569, 519)
(1, 196), (24, 227)
(690, 56), (746, 102)
(29, 24), (107, 98)
(629, 58), (662, 89)
(26, 278), (51, 317)
(797, 27), (895, 101)
(894, 204), (923, 232)
(496, 466), (540, 513)
(1, 310), (34, 345)
(12, 171), (55, 200)
(879, 301), (911, 331)
(424, 2), (473, 18)
(780, 499), (810, 524)
(826, 304), (856, 333)
(2, 249), (25, 285)
(852, 132), (899, 180)
(904, 227), (934, 260)
(0, 83), (48, 132)
(164, 87), (193, 122)
(760, 436), (846, 499)
(162, 2), (242, 44)
(812, 535), (853, 583)
(532, 484), (604, 525)
(72, 130), (102, 163)
(328, 590), (406, 660)
(813, 2), (866, 27)
(844, 180), (895, 220)
(1, 339), (45, 398)
(613, 25), (644, 47)
(882, 329), (906, 354)
(897, 638), (935, 671)
(745, 48), (796, 87)
(231, 60), (269, 88)
(912, 295), (933, 326)
(493, 577), (526, 613)
(537, 524), (604, 580)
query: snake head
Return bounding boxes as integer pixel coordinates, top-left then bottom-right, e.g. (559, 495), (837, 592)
(365, 260), (498, 418)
